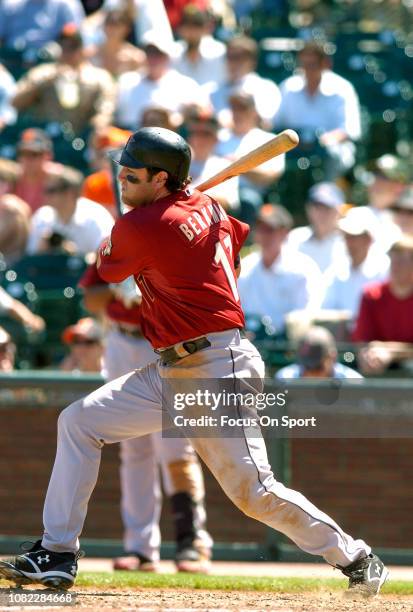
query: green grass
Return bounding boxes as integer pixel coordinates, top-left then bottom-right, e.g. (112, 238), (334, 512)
(74, 572), (413, 596)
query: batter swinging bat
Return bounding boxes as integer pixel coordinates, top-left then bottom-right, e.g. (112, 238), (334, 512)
(196, 129), (299, 193)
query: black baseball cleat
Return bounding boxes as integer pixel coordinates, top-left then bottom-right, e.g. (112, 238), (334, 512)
(340, 553), (389, 598)
(0, 540), (83, 590)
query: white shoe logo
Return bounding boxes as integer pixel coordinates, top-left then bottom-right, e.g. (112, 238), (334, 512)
(37, 555), (50, 564)
(375, 563), (381, 575)
(70, 565), (76, 575)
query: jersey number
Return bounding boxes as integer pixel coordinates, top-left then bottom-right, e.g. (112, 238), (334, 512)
(214, 235), (239, 302)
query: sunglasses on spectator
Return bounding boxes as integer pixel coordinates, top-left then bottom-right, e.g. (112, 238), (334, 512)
(227, 52), (250, 61)
(71, 338), (100, 346)
(392, 207), (413, 214)
(46, 184), (68, 194)
(189, 128), (216, 137)
(19, 150), (44, 158)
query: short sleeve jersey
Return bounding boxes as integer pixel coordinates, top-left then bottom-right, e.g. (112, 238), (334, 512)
(97, 189), (249, 348)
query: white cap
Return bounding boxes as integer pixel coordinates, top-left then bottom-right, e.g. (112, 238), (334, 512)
(338, 206), (378, 237)
(141, 30), (177, 58)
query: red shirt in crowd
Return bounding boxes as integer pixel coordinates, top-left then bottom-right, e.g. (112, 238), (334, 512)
(164, 0), (209, 29)
(352, 280), (413, 343)
(79, 262), (142, 328)
(97, 189), (248, 349)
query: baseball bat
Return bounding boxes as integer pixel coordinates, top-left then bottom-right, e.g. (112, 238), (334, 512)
(196, 129), (299, 192)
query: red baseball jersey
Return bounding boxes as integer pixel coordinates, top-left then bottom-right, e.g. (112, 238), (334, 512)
(79, 262), (142, 327)
(97, 189), (249, 349)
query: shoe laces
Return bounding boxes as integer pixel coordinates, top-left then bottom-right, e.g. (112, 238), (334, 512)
(18, 540), (85, 561)
(19, 540), (43, 553)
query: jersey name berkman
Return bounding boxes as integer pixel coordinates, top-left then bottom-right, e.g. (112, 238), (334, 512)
(179, 201), (229, 242)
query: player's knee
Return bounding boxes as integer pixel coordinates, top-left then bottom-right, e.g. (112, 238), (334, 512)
(57, 400), (83, 435)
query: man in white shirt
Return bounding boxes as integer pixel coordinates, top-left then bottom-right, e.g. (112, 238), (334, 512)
(276, 326), (362, 379)
(322, 207), (390, 319)
(27, 167), (114, 256)
(274, 41), (361, 180)
(238, 204), (322, 334)
(210, 35), (281, 129)
(116, 33), (208, 131)
(216, 90), (284, 225)
(188, 111), (239, 211)
(173, 6), (226, 95)
(287, 182), (347, 277)
(358, 154), (409, 251)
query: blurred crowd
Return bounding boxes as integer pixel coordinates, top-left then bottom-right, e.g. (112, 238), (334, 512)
(1, 0), (413, 378)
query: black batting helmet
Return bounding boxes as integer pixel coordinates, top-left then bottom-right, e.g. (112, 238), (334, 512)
(111, 127), (191, 183)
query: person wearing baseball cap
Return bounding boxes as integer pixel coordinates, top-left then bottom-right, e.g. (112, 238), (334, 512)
(322, 207), (390, 319)
(11, 128), (63, 214)
(275, 325), (362, 379)
(353, 233), (413, 374)
(60, 317), (104, 373)
(238, 203), (322, 333)
(360, 153), (410, 251)
(390, 185), (413, 236)
(287, 181), (347, 276)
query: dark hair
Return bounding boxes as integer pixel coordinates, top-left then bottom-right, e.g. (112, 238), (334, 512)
(146, 167), (191, 192)
(299, 41), (328, 62)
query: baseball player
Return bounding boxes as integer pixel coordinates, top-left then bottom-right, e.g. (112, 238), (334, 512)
(0, 128), (388, 598)
(79, 263), (212, 572)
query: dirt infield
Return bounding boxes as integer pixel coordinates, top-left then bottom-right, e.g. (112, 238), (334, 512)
(73, 587), (413, 611)
(1, 587), (413, 611)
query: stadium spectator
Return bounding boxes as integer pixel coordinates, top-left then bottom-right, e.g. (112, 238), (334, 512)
(0, 0), (85, 51)
(82, 126), (131, 216)
(211, 35), (281, 128)
(140, 106), (178, 131)
(87, 9), (145, 77)
(27, 166), (114, 256)
(115, 32), (207, 131)
(274, 41), (361, 180)
(12, 24), (116, 135)
(353, 234), (413, 374)
(187, 110), (239, 211)
(276, 325), (362, 379)
(100, 0), (173, 46)
(360, 154), (408, 251)
(216, 90), (284, 225)
(322, 207), (390, 319)
(390, 186), (413, 237)
(238, 204), (322, 334)
(0, 64), (16, 132)
(60, 317), (104, 372)
(0, 129), (65, 214)
(0, 194), (31, 266)
(0, 326), (16, 372)
(0, 286), (45, 333)
(173, 5), (226, 93)
(287, 182), (347, 277)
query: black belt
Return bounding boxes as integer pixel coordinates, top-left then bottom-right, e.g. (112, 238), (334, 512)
(156, 337), (211, 366)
